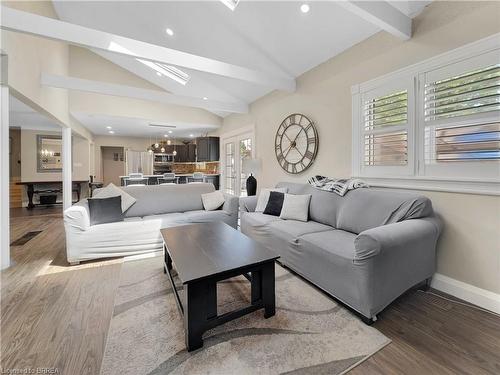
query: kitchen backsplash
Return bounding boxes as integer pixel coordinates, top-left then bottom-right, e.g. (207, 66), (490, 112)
(172, 161), (219, 174)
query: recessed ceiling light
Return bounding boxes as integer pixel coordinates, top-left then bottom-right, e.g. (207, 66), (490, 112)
(108, 130), (115, 134)
(166, 28), (174, 36)
(156, 72), (162, 77)
(164, 134), (169, 138)
(189, 134), (194, 137)
(203, 97), (208, 100)
(300, 4), (310, 13)
(106, 126), (112, 129)
(219, 0), (239, 11)
(168, 130), (173, 134)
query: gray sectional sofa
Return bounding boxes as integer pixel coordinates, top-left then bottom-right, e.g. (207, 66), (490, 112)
(64, 183), (238, 263)
(240, 182), (442, 323)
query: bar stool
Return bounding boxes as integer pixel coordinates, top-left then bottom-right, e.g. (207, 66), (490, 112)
(187, 172), (206, 183)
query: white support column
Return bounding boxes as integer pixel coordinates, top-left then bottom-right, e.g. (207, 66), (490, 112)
(62, 127), (72, 211)
(0, 85), (10, 269)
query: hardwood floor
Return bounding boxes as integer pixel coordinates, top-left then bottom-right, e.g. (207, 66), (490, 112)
(2, 215), (500, 374)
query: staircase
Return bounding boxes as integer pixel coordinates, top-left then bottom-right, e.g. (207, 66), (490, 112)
(10, 177), (22, 208)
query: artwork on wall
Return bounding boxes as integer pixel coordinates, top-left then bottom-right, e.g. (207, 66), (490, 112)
(274, 113), (319, 174)
(37, 135), (62, 172)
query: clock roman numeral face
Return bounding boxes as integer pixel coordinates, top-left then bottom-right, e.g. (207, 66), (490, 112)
(274, 114), (318, 174)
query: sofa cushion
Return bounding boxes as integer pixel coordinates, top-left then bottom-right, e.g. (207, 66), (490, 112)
(122, 183), (215, 218)
(299, 229), (357, 261)
(182, 210), (233, 226)
(142, 213), (185, 228)
(336, 188), (433, 234)
(268, 219), (332, 240)
(241, 212), (282, 228)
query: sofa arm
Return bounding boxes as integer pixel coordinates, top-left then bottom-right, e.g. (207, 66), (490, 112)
(239, 195), (258, 213)
(354, 216), (442, 263)
(64, 203), (90, 231)
(222, 193), (239, 217)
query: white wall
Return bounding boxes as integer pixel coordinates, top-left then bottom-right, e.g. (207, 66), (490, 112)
(219, 1), (500, 294)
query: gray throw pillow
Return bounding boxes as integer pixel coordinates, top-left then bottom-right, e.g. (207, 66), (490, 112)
(280, 194), (311, 222)
(88, 196), (124, 226)
(93, 183), (136, 213)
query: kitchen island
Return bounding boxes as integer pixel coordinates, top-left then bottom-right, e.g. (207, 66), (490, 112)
(119, 174), (220, 189)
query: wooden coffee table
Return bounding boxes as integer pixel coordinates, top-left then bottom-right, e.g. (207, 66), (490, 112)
(161, 222), (279, 351)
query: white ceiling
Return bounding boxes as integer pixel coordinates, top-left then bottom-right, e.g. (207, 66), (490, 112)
(9, 96), (61, 131)
(71, 112), (219, 139)
(52, 1), (431, 136)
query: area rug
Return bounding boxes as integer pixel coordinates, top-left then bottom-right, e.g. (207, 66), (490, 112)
(100, 256), (390, 375)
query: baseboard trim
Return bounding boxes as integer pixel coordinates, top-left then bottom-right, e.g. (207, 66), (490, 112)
(431, 273), (500, 315)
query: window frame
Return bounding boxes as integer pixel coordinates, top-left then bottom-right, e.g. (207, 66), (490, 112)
(352, 33), (500, 196)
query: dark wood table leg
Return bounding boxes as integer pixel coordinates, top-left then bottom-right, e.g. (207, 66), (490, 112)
(184, 281), (207, 351)
(164, 244), (172, 274)
(262, 262), (275, 318)
(27, 183), (35, 210)
(207, 281), (217, 319)
(251, 270), (262, 305)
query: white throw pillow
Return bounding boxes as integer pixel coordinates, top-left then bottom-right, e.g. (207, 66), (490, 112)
(255, 188), (288, 212)
(280, 194), (311, 222)
(202, 190), (225, 211)
(93, 183), (136, 213)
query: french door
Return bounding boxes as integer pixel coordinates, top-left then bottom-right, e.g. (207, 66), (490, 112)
(222, 131), (254, 197)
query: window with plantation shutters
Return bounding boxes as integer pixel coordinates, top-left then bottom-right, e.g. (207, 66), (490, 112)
(353, 37), (500, 193)
(423, 60), (500, 167)
(363, 90), (409, 167)
(359, 79), (415, 176)
(421, 50), (500, 180)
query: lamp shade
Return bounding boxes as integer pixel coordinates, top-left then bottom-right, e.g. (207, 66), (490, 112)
(242, 158), (261, 175)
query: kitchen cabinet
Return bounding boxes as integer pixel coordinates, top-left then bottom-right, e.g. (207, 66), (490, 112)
(196, 137), (219, 162)
(175, 145), (188, 162)
(172, 143), (196, 162)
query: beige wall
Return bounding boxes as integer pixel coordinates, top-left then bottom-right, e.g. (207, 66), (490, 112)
(220, 2), (500, 294)
(3, 1), (93, 140)
(21, 129), (90, 182)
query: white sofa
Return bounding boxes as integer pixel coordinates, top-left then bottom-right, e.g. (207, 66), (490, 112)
(64, 183), (238, 264)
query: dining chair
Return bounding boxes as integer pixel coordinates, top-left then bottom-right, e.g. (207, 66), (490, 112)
(158, 172), (179, 184)
(125, 173), (148, 186)
(187, 172), (206, 183)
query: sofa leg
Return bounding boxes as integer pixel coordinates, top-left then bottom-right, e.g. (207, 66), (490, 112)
(69, 261), (80, 266)
(360, 315), (375, 325)
(418, 278), (432, 292)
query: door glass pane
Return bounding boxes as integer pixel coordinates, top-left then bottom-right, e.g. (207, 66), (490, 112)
(225, 142), (235, 195)
(239, 138), (252, 197)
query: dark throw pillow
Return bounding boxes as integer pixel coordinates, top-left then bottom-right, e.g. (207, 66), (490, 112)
(263, 191), (285, 216)
(88, 196), (124, 226)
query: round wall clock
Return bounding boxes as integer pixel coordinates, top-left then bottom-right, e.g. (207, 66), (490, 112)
(274, 113), (318, 174)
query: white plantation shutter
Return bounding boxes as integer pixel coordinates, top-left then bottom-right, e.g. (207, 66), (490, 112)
(424, 65), (500, 122)
(353, 38), (500, 190)
(360, 79), (414, 176)
(421, 50), (500, 179)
